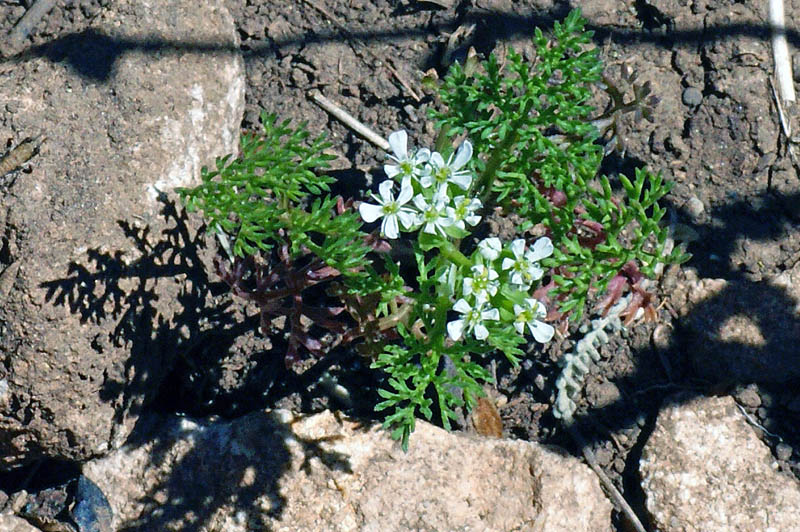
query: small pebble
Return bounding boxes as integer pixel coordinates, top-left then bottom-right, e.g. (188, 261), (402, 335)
(686, 195), (705, 220)
(682, 86), (703, 107)
(403, 104), (418, 122)
(775, 443), (793, 461)
(594, 446), (613, 467)
(734, 384), (761, 409)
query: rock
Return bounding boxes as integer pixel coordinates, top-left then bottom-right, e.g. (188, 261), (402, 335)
(776, 443), (794, 462)
(681, 86), (703, 107)
(733, 384), (761, 408)
(0, 0), (244, 469)
(0, 514), (44, 532)
(83, 410), (613, 531)
(685, 195), (705, 220)
(640, 394), (800, 532)
(671, 274), (800, 383)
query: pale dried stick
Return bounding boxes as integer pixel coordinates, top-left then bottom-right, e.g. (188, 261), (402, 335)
(308, 89), (390, 151)
(770, 0), (795, 103)
(567, 423), (648, 532)
(769, 78), (800, 169)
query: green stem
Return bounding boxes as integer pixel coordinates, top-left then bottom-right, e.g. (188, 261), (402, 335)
(437, 239), (471, 269)
(475, 128), (519, 207)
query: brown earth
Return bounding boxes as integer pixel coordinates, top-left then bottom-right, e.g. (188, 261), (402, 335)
(1, 0), (800, 530)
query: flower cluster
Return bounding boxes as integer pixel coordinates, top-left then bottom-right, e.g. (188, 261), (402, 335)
(447, 236), (555, 344)
(359, 130), (555, 347)
(359, 130), (479, 239)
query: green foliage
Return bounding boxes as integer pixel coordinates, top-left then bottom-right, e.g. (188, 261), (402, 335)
(177, 10), (688, 451)
(177, 112), (373, 288)
(431, 9), (687, 321)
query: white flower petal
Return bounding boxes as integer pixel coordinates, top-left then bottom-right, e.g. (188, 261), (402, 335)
(388, 130), (408, 160)
(463, 278), (474, 296)
(450, 172), (472, 190)
(482, 308), (499, 321)
(510, 271), (525, 286)
(397, 180), (414, 205)
(413, 194), (427, 210)
(479, 238), (502, 261)
(447, 319), (465, 341)
(452, 140), (473, 170)
(453, 298), (472, 314)
(513, 321), (525, 335)
(396, 210), (416, 229)
(530, 321), (555, 343)
(415, 148), (431, 163)
(382, 215), (400, 239)
(527, 264), (544, 281)
(429, 152), (445, 168)
(378, 180), (394, 201)
(434, 184), (450, 203)
(474, 323), (489, 340)
(437, 216), (454, 227)
(530, 236), (554, 261)
(359, 202), (384, 223)
(384, 164), (401, 178)
(510, 239), (526, 258)
(419, 174), (434, 188)
(501, 257), (515, 271)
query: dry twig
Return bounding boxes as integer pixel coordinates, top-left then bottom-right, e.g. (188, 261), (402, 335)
(308, 89), (390, 151)
(769, 0), (795, 103)
(567, 423), (649, 532)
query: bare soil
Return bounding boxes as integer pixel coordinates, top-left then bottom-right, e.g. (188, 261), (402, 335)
(2, 0), (800, 530)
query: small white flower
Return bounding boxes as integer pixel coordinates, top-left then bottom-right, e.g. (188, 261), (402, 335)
(513, 298), (554, 343)
(463, 263), (499, 304)
(447, 298), (499, 341)
(358, 179), (416, 239)
(413, 194), (454, 236)
(477, 237), (502, 261)
(420, 140), (473, 190)
(447, 195), (482, 230)
(384, 130), (430, 181)
(501, 237), (553, 288)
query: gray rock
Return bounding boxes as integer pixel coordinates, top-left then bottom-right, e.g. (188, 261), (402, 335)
(0, 513), (43, 532)
(733, 384), (761, 408)
(83, 410), (613, 532)
(681, 86), (703, 107)
(640, 394), (800, 532)
(776, 443), (794, 462)
(0, 0), (244, 469)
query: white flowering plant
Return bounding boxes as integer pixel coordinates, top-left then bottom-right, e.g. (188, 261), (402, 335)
(356, 130), (559, 448)
(178, 9), (687, 450)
